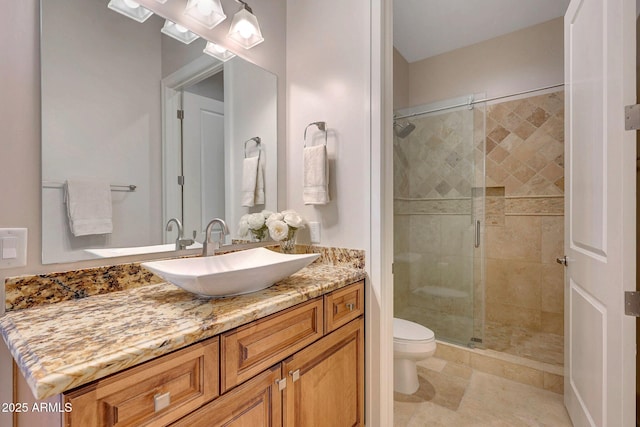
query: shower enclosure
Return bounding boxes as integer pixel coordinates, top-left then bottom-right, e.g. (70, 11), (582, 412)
(393, 95), (485, 347)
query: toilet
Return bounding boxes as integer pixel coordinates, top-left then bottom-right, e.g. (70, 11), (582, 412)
(393, 317), (436, 394)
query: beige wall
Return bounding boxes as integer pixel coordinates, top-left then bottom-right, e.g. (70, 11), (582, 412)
(403, 18), (564, 108)
(286, 0), (371, 249)
(393, 48), (409, 109)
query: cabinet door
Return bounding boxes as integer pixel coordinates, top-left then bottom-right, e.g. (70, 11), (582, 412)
(283, 318), (364, 427)
(171, 364), (283, 427)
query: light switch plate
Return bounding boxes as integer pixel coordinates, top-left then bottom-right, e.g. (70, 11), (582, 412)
(309, 222), (321, 243)
(0, 228), (27, 269)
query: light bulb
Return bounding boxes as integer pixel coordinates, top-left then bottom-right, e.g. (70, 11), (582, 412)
(212, 44), (227, 53)
(236, 20), (254, 39)
(123, 0), (140, 9)
(196, 0), (213, 15)
(174, 23), (189, 33)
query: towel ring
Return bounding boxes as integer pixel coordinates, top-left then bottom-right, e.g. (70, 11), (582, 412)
(244, 137), (261, 158)
(304, 121), (327, 147)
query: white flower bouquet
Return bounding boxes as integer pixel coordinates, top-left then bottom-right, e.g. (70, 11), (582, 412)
(265, 209), (305, 243)
(238, 210), (306, 248)
(238, 211), (273, 241)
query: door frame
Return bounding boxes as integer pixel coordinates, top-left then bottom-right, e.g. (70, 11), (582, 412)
(160, 56), (224, 242)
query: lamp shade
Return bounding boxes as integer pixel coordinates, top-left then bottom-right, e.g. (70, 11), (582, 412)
(184, 0), (226, 29)
(203, 42), (236, 62)
(161, 20), (200, 44)
(227, 6), (264, 49)
(107, 0), (153, 23)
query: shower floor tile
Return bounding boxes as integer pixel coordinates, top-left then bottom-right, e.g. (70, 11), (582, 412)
(484, 322), (564, 366)
(394, 358), (572, 426)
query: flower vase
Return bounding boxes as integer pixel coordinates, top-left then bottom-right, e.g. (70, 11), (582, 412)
(250, 228), (267, 242)
(279, 229), (297, 253)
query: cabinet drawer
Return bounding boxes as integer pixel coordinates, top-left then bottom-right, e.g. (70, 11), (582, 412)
(64, 337), (219, 427)
(220, 298), (323, 392)
(324, 281), (364, 333)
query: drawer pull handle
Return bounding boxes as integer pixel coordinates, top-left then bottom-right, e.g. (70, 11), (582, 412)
(154, 392), (171, 412)
(276, 378), (287, 391)
(289, 369), (300, 382)
(346, 303), (355, 312)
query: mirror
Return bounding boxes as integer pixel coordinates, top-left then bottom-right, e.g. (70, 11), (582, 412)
(41, 0), (277, 264)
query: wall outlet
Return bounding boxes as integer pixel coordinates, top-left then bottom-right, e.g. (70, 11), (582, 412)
(309, 222), (321, 243)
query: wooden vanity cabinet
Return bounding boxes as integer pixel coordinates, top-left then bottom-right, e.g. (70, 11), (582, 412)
(61, 280), (365, 427)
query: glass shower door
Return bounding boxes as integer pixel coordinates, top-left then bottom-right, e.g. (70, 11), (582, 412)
(393, 96), (485, 347)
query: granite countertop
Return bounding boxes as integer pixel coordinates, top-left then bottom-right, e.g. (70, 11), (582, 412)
(0, 263), (366, 400)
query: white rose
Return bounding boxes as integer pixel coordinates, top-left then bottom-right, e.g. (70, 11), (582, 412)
(247, 212), (265, 229)
(237, 222), (249, 237)
(237, 215), (250, 237)
(266, 212), (283, 227)
(283, 211), (304, 229)
(261, 210), (274, 219)
(268, 220), (289, 241)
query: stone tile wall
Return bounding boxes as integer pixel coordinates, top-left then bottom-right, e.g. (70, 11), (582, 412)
(483, 91), (565, 365)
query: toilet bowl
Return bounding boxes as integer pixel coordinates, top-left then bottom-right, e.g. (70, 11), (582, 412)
(393, 317), (436, 394)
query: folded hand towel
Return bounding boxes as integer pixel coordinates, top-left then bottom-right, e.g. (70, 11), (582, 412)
(65, 179), (113, 237)
(303, 145), (330, 205)
(255, 151), (265, 205)
(241, 156), (260, 207)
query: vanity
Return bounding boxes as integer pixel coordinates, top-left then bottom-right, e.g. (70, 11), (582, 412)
(0, 250), (366, 427)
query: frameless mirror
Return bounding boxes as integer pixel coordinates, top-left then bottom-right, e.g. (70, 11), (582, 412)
(41, 0), (277, 264)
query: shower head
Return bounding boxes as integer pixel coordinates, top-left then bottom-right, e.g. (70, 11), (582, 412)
(393, 121), (415, 138)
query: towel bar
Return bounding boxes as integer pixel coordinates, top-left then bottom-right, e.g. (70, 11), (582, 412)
(244, 137), (261, 158)
(42, 181), (137, 192)
(304, 121), (327, 147)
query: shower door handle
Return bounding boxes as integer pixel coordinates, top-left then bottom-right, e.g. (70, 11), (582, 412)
(474, 220), (480, 248)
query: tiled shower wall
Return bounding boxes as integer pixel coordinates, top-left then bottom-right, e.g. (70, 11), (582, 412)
(394, 91), (564, 365)
(484, 91), (565, 366)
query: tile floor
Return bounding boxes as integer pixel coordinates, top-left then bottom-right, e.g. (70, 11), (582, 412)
(394, 357), (573, 426)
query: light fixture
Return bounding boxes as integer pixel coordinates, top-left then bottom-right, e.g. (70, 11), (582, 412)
(107, 0), (153, 23)
(155, 0), (168, 3)
(227, 0), (264, 49)
(184, 0), (226, 29)
(161, 20), (200, 44)
(203, 42), (236, 62)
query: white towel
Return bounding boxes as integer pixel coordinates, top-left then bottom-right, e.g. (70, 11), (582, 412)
(241, 155), (260, 207)
(303, 145), (330, 205)
(65, 179), (113, 236)
(255, 151), (265, 205)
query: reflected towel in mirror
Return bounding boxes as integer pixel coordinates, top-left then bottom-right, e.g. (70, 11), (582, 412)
(65, 179), (113, 236)
(241, 152), (265, 207)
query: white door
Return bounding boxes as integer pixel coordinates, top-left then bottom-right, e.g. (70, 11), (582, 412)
(183, 92), (225, 240)
(564, 0), (636, 425)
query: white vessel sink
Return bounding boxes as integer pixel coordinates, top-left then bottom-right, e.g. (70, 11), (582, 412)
(141, 247), (320, 297)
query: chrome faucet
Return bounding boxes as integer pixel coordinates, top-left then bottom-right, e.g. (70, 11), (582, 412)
(166, 218), (194, 250)
(203, 218), (230, 256)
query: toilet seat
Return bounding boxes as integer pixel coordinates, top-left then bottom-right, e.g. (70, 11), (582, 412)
(393, 318), (435, 343)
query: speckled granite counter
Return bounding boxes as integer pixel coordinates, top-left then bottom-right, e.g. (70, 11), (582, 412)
(0, 262), (366, 400)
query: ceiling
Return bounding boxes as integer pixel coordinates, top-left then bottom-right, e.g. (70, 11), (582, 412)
(393, 0), (572, 63)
